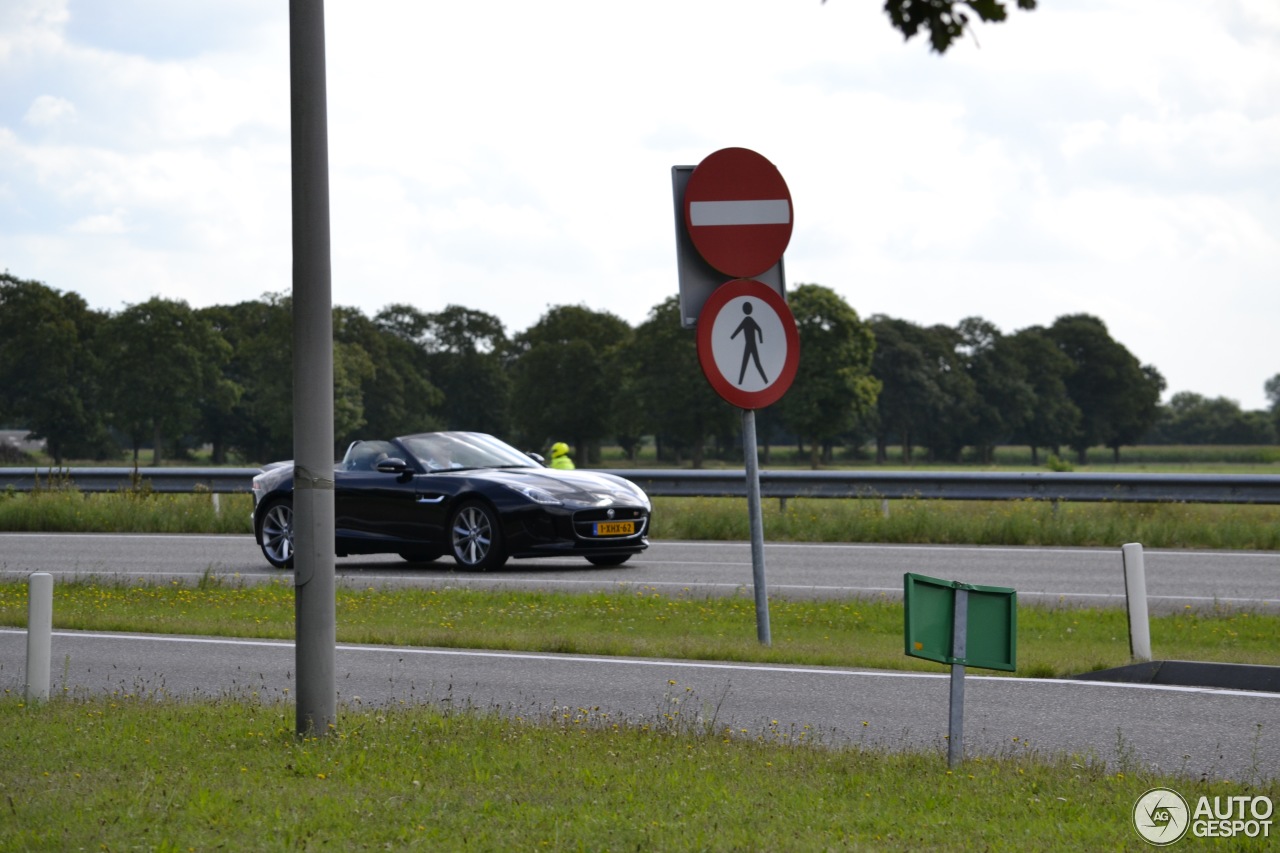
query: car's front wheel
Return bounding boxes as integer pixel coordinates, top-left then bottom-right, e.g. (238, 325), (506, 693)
(259, 498), (294, 569)
(450, 500), (507, 571)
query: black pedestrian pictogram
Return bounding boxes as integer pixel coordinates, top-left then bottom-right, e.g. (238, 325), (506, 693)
(731, 301), (768, 385)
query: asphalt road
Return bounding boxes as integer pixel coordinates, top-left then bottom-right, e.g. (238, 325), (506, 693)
(1, 627), (1276, 781)
(2, 533), (1278, 613)
(3, 534), (1277, 780)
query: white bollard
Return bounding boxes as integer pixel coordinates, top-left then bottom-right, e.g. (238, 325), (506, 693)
(26, 572), (53, 702)
(1121, 543), (1153, 662)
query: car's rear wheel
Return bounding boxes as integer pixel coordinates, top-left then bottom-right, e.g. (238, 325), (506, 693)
(259, 499), (294, 569)
(450, 500), (507, 571)
(586, 554), (630, 567)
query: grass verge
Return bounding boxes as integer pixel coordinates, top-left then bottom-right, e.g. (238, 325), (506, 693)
(3, 579), (1277, 678)
(653, 497), (1280, 550)
(2, 694), (1275, 851)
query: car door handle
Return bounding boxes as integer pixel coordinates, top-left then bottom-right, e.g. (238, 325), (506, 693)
(415, 495), (446, 504)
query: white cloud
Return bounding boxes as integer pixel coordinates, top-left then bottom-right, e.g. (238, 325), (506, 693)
(69, 206), (126, 234)
(0, 0), (1277, 409)
(23, 93), (75, 126)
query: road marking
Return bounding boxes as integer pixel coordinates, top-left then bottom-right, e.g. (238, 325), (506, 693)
(4, 629), (1276, 700)
(655, 541), (1280, 560)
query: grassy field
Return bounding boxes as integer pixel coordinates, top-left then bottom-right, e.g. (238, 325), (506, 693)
(3, 578), (1278, 678)
(655, 496), (1280, 550)
(6, 694), (1272, 852)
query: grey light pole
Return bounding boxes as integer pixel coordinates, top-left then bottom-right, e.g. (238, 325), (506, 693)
(289, 0), (336, 737)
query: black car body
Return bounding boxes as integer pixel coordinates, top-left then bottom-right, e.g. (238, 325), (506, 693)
(251, 431), (650, 571)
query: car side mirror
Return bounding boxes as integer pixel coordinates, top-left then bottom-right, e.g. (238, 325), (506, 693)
(375, 458), (409, 474)
(526, 452), (545, 465)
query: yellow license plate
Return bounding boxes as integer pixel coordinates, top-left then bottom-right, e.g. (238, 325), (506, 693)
(594, 521), (635, 536)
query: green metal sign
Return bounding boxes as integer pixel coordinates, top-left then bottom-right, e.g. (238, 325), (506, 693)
(904, 573), (1017, 672)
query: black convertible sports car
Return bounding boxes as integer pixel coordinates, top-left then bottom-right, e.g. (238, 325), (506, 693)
(251, 431), (650, 571)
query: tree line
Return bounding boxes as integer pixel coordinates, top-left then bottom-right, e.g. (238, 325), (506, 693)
(1, 271), (1276, 468)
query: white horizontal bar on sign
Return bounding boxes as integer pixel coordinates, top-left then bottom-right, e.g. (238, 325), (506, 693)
(689, 199), (791, 227)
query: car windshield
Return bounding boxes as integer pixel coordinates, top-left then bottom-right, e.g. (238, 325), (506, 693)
(398, 432), (542, 472)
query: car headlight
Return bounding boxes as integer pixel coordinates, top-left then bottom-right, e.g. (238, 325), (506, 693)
(503, 482), (562, 506)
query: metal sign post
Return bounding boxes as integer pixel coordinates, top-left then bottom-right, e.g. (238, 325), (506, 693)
(947, 588), (968, 768)
(742, 409), (771, 646)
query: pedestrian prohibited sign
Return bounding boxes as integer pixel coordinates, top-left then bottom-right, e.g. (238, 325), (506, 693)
(696, 278), (799, 410)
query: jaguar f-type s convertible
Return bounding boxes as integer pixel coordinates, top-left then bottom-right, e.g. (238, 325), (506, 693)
(251, 431), (650, 571)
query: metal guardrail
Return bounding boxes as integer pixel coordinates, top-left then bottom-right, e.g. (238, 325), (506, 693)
(1, 466), (1279, 504)
(601, 469), (1280, 505)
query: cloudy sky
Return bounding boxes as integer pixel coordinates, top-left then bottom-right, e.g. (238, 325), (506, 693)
(2, 0), (1277, 409)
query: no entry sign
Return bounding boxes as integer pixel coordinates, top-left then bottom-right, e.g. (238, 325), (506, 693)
(683, 147), (793, 279)
(696, 278), (800, 410)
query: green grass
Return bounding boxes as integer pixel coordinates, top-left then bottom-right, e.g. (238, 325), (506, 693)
(2, 694), (1274, 851)
(4, 579), (1277, 678)
(652, 496), (1280, 550)
(0, 486), (253, 534)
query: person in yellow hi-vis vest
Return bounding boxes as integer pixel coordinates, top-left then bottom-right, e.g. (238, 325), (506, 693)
(548, 441), (575, 470)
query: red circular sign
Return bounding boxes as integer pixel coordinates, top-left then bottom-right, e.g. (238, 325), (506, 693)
(683, 148), (793, 279)
(696, 279), (800, 410)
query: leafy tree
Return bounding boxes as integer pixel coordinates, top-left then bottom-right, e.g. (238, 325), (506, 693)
(1046, 314), (1164, 464)
(955, 317), (1034, 464)
(1266, 374), (1280, 438)
(334, 306), (442, 445)
(198, 295), (293, 464)
(868, 316), (936, 463)
(914, 323), (979, 462)
(1147, 392), (1276, 445)
(826, 0), (1037, 54)
(0, 273), (113, 463)
(1004, 326), (1080, 464)
(869, 317), (977, 462)
(100, 297), (232, 465)
(623, 296), (737, 468)
(775, 284), (879, 469)
(509, 305), (633, 463)
(377, 304), (511, 436)
(886, 0), (1037, 53)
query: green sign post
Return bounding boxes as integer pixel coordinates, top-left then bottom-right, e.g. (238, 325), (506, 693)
(904, 573), (1017, 768)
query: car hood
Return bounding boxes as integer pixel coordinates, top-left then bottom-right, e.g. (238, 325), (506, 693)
(469, 468), (650, 508)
